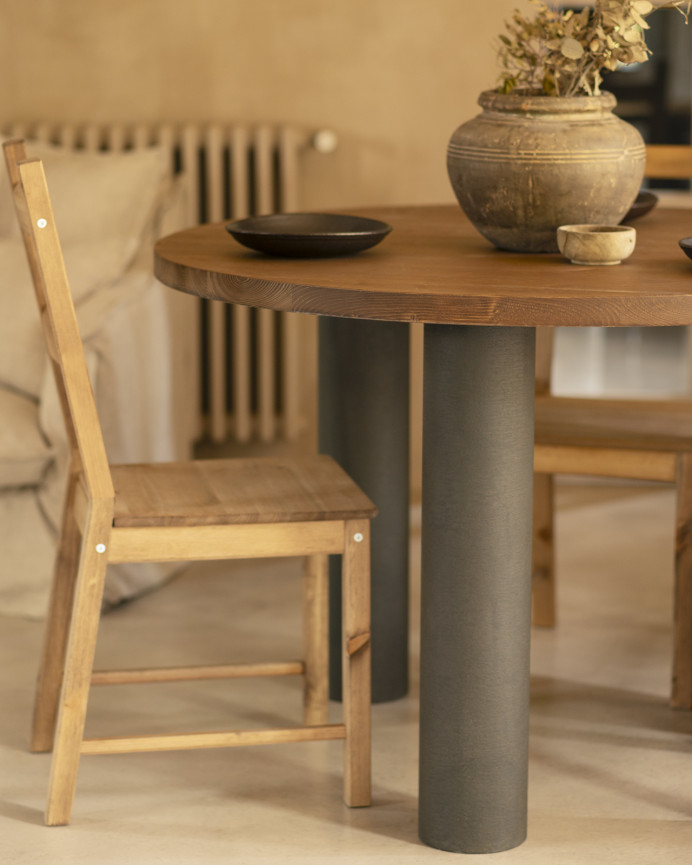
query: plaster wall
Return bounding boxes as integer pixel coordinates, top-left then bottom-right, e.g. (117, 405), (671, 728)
(0, 0), (517, 208)
(0, 0), (521, 494)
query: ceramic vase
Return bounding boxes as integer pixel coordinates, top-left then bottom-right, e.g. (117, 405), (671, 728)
(447, 90), (646, 252)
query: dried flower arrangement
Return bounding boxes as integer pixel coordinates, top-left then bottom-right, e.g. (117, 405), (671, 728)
(498, 0), (689, 97)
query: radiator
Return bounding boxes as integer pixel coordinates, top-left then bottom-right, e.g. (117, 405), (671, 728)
(2, 121), (337, 444)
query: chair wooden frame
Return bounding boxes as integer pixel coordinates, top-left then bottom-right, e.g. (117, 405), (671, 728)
(4, 139), (376, 825)
(532, 144), (692, 710)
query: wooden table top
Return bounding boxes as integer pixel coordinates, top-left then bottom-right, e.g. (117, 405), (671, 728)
(154, 204), (692, 327)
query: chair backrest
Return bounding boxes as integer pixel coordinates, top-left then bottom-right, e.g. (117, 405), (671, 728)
(536, 144), (692, 394)
(643, 144), (692, 180)
(3, 140), (114, 503)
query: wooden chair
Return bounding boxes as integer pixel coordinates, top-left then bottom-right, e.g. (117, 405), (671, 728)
(3, 139), (376, 825)
(532, 144), (692, 710)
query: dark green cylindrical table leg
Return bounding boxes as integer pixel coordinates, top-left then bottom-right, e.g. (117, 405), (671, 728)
(418, 324), (535, 854)
(318, 317), (410, 703)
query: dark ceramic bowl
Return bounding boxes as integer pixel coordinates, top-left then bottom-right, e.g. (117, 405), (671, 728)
(679, 237), (692, 261)
(622, 191), (658, 223)
(226, 213), (392, 258)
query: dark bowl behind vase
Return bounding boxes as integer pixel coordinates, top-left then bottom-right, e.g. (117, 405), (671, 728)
(622, 191), (658, 223)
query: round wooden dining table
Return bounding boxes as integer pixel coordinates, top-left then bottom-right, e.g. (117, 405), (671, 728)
(155, 203), (692, 854)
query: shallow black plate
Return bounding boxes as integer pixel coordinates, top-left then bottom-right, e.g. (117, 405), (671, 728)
(226, 213), (393, 258)
(622, 191), (658, 223)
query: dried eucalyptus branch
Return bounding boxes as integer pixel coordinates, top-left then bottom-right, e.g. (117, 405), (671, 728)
(498, 0), (690, 97)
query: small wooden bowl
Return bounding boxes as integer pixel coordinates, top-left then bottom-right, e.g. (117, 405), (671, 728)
(557, 224), (636, 266)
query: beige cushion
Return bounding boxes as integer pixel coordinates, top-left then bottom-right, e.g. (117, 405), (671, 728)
(0, 139), (171, 255)
(0, 158), (192, 618)
(0, 386), (53, 488)
(0, 237), (146, 398)
(0, 139), (174, 398)
(0, 487), (57, 618)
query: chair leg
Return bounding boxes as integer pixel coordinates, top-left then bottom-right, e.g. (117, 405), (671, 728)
(673, 454), (692, 709)
(341, 519), (371, 808)
(31, 472), (82, 753)
(302, 554), (329, 726)
(45, 507), (111, 826)
(532, 472), (556, 628)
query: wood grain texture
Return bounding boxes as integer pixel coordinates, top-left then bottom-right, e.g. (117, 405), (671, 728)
(302, 554), (329, 726)
(5, 143), (374, 824)
(341, 519), (371, 808)
(30, 468), (82, 753)
(674, 454), (692, 709)
(534, 444), (677, 482)
(110, 455), (377, 527)
(107, 522), (348, 563)
(535, 395), (692, 451)
(531, 146), (692, 711)
(154, 205), (692, 328)
(534, 327), (555, 396)
(80, 724), (347, 755)
(17, 159), (114, 504)
(91, 661), (305, 686)
(45, 498), (112, 826)
(532, 473), (555, 628)
(645, 145), (692, 179)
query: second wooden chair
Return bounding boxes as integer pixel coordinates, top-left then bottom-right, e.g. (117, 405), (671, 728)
(533, 144), (692, 710)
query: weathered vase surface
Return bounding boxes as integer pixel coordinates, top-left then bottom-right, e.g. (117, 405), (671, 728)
(447, 90), (646, 252)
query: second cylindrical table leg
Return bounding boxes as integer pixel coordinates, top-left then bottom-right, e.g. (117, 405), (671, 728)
(318, 317), (410, 703)
(418, 324), (535, 854)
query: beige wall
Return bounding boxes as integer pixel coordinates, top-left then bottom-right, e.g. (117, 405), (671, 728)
(0, 0), (519, 492)
(0, 0), (518, 209)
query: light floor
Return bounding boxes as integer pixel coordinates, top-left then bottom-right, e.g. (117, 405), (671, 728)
(2, 328), (692, 863)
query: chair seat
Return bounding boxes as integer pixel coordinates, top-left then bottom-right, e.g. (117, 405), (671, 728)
(535, 395), (692, 452)
(110, 455), (377, 528)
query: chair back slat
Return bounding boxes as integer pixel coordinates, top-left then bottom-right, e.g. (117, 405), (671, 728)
(644, 144), (692, 180)
(3, 141), (48, 311)
(3, 143), (114, 502)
